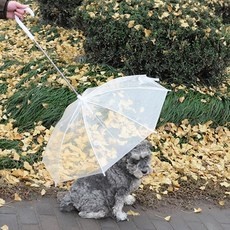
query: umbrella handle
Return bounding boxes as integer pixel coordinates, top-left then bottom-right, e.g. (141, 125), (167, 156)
(14, 9), (79, 96)
(15, 8), (35, 40)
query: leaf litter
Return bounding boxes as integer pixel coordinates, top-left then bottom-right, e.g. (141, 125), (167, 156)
(0, 1), (229, 211)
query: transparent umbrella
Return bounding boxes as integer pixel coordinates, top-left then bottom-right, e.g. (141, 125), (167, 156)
(15, 10), (169, 185)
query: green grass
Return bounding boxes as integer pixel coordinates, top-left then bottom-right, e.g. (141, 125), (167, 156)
(0, 139), (43, 170)
(0, 82), (7, 94)
(0, 60), (20, 71)
(4, 83), (230, 132)
(0, 148), (43, 170)
(0, 139), (22, 152)
(159, 89), (230, 127)
(6, 85), (76, 130)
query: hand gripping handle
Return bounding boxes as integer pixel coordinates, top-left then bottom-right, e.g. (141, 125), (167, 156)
(15, 8), (35, 40)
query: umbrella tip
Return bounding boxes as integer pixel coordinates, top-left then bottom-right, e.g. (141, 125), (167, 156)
(77, 95), (83, 100)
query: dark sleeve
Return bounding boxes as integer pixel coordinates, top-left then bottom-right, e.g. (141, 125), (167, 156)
(0, 0), (9, 19)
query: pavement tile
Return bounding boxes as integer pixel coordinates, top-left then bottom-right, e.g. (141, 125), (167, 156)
(131, 210), (157, 230)
(221, 224), (230, 230)
(169, 213), (191, 230)
(99, 218), (120, 230)
(182, 211), (203, 222)
(18, 206), (39, 224)
(21, 224), (41, 230)
(209, 208), (230, 224)
(151, 219), (174, 230)
(54, 209), (81, 230)
(187, 221), (208, 230)
(0, 197), (230, 230)
(36, 199), (55, 215)
(78, 217), (101, 230)
(198, 213), (224, 230)
(39, 214), (61, 230)
(0, 214), (19, 230)
(117, 219), (139, 230)
(0, 206), (17, 214)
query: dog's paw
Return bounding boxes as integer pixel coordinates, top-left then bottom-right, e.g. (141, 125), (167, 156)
(124, 195), (136, 205)
(116, 211), (128, 221)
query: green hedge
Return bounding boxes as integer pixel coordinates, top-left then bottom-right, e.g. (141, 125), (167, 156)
(73, 0), (229, 85)
(37, 0), (230, 85)
(36, 0), (83, 27)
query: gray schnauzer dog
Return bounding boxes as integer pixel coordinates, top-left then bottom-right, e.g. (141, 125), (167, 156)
(58, 140), (152, 221)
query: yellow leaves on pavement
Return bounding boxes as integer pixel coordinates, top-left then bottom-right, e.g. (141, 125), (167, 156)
(1, 225), (9, 230)
(41, 189), (46, 196)
(164, 216), (171, 221)
(14, 193), (22, 201)
(127, 210), (140, 216)
(0, 198), (5, 207)
(194, 208), (202, 213)
(218, 200), (225, 206)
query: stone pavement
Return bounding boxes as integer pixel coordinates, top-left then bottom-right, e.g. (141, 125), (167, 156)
(0, 197), (230, 230)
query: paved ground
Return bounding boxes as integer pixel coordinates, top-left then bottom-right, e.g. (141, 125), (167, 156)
(0, 197), (229, 230)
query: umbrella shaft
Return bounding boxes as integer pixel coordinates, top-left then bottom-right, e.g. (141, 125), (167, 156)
(34, 39), (78, 96)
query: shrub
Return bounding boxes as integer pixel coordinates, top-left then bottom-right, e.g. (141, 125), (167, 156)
(73, 0), (229, 85)
(36, 0), (83, 27)
(202, 0), (230, 24)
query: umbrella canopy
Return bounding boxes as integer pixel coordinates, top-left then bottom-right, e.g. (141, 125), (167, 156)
(43, 75), (168, 185)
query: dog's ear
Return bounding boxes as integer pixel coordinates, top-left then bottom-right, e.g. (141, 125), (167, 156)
(140, 140), (153, 152)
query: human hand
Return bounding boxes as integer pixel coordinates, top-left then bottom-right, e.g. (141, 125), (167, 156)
(6, 1), (27, 19)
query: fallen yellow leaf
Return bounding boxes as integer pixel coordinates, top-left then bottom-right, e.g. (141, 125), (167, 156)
(218, 200), (225, 206)
(0, 198), (6, 207)
(156, 194), (162, 200)
(41, 189), (46, 196)
(220, 182), (230, 188)
(127, 210), (140, 216)
(23, 161), (33, 171)
(164, 216), (171, 221)
(13, 152), (20, 161)
(1, 225), (9, 230)
(178, 96), (185, 103)
(194, 208), (202, 213)
(14, 193), (22, 201)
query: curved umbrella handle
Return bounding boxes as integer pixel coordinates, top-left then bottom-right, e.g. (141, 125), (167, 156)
(15, 8), (35, 40)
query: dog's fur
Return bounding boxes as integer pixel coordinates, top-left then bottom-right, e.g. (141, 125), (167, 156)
(58, 140), (152, 221)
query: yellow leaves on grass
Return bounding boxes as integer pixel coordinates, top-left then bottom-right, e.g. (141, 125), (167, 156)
(144, 120), (230, 196)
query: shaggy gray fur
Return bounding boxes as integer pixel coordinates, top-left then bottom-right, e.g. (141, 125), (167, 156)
(58, 140), (152, 221)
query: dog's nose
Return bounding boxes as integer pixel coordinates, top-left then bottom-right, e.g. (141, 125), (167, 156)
(141, 169), (148, 174)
